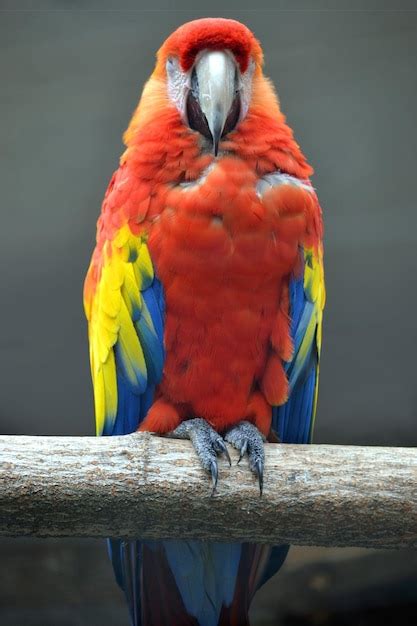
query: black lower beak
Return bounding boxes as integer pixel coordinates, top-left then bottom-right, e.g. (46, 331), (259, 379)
(211, 117), (223, 157)
(186, 82), (241, 157)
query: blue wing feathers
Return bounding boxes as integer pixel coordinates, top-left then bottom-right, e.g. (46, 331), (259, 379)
(142, 287), (165, 342)
(274, 262), (319, 445)
(135, 314), (165, 383)
(108, 276), (165, 437)
(288, 273), (305, 335)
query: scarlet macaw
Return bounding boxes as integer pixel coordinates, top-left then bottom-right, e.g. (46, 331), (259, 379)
(84, 17), (324, 626)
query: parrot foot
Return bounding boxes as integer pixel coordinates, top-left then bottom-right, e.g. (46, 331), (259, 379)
(168, 418), (231, 495)
(225, 421), (266, 495)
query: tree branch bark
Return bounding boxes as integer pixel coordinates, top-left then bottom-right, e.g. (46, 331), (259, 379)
(0, 433), (416, 548)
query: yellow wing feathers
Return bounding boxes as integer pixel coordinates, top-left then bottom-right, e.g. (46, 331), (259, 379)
(303, 244), (325, 430)
(84, 225), (156, 435)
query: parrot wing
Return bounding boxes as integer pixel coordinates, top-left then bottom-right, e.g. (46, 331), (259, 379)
(84, 167), (165, 437)
(273, 241), (325, 444)
(84, 167), (165, 626)
(256, 172), (324, 445)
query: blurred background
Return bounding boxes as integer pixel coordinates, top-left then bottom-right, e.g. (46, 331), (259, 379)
(0, 1), (416, 624)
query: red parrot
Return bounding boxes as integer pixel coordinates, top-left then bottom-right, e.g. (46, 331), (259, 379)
(84, 17), (325, 626)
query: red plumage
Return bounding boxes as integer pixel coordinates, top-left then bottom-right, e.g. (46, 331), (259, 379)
(142, 155), (303, 434)
(159, 18), (262, 73)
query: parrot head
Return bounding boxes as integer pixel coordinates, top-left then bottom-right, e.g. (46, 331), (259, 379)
(157, 18), (263, 156)
(126, 18), (280, 157)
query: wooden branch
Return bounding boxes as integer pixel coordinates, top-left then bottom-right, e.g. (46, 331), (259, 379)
(0, 433), (416, 548)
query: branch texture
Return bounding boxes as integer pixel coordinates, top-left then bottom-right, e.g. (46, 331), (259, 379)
(0, 433), (416, 548)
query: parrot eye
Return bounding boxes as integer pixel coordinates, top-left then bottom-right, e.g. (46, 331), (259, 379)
(166, 56), (177, 75)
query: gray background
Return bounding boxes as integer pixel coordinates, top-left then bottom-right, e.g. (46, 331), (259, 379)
(0, 2), (416, 625)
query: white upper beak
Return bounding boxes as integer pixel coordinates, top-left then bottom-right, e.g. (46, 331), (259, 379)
(194, 50), (237, 155)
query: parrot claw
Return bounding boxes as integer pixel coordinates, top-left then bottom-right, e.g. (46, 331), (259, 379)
(168, 418), (231, 493)
(225, 421), (266, 496)
(237, 439), (248, 465)
(255, 459), (264, 496)
(213, 438), (232, 467)
(210, 460), (218, 496)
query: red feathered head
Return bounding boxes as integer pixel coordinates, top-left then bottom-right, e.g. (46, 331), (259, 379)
(157, 18), (263, 73)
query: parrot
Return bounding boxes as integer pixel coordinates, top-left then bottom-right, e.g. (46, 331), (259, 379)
(84, 17), (325, 626)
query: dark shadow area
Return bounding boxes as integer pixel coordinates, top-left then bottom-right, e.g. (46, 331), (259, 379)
(1, 540), (417, 625)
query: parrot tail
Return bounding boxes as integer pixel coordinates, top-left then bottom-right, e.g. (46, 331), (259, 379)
(109, 539), (289, 626)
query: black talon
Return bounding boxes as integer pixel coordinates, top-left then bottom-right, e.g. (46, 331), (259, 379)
(212, 436), (231, 466)
(237, 439), (248, 464)
(255, 459), (264, 496)
(210, 460), (218, 495)
(217, 439), (232, 466)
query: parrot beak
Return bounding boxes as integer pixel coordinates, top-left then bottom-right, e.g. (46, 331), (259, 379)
(191, 50), (240, 156)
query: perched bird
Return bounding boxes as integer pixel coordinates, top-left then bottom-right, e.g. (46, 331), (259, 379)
(84, 17), (325, 626)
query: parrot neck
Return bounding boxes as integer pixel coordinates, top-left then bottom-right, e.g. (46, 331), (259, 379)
(122, 104), (312, 191)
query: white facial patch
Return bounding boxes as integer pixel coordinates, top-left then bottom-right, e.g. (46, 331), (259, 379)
(239, 59), (255, 121)
(166, 56), (190, 121)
